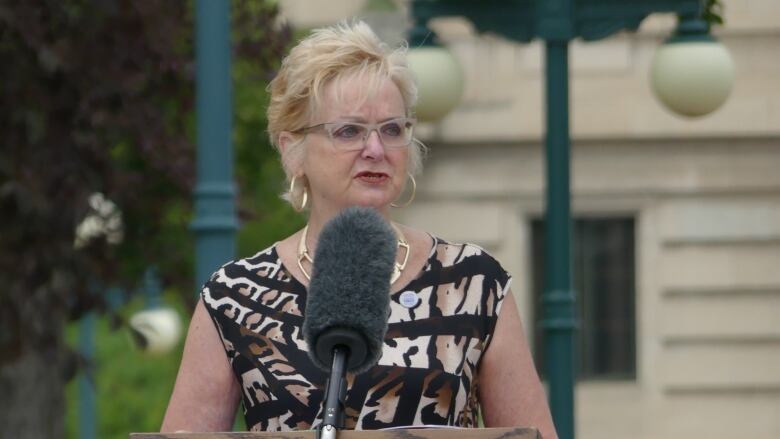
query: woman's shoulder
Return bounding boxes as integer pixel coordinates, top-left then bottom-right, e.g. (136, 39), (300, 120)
(430, 237), (508, 276)
(399, 225), (501, 269)
(228, 243), (282, 271)
(208, 243), (279, 277)
(416, 236), (512, 321)
(200, 242), (287, 301)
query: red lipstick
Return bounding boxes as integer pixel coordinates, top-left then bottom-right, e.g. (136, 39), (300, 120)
(355, 171), (389, 183)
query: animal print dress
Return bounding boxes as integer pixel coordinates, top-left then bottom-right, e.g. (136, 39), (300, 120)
(201, 237), (511, 431)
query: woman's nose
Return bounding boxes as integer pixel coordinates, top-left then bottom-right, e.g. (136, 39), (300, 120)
(361, 129), (385, 160)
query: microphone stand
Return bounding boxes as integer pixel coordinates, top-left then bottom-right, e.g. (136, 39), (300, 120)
(319, 345), (349, 439)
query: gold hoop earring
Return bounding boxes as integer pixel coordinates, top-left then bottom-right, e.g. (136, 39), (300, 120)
(290, 175), (308, 212)
(391, 173), (416, 208)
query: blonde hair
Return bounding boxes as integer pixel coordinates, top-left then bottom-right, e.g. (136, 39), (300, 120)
(267, 20), (424, 208)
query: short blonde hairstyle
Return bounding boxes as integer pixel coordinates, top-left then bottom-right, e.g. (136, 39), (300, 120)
(267, 21), (424, 208)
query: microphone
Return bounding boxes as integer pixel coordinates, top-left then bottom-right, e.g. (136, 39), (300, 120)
(302, 207), (396, 436)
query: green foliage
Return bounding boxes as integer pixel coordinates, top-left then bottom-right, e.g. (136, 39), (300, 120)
(233, 54), (305, 258)
(64, 289), (252, 437)
(61, 52), (307, 436)
(1, 0), (198, 364)
(703, 0), (725, 26)
(2, 0), (294, 436)
(65, 293), (184, 438)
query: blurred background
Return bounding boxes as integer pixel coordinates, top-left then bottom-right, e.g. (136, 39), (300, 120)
(1, 1), (778, 438)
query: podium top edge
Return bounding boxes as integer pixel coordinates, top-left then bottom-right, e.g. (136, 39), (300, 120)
(131, 426), (540, 439)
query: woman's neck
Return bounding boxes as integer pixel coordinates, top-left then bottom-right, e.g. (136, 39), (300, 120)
(303, 205), (392, 256)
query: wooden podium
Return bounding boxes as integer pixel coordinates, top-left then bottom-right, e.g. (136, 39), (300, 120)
(131, 427), (540, 439)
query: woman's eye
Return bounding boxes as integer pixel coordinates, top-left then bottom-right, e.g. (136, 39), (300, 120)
(333, 124), (363, 139)
(381, 123), (402, 137)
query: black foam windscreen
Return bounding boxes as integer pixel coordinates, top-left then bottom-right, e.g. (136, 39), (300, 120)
(302, 207), (396, 374)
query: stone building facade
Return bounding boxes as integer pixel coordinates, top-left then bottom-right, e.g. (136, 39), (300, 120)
(279, 1), (780, 438)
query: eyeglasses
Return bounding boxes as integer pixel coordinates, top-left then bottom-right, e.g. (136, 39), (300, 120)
(295, 117), (416, 150)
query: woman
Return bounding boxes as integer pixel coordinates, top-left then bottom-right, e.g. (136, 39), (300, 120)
(161, 21), (557, 438)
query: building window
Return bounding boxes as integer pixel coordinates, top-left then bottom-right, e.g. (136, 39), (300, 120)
(531, 217), (636, 380)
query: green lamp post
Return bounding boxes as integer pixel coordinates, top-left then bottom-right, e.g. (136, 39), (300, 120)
(192, 0), (238, 290)
(407, 2), (733, 439)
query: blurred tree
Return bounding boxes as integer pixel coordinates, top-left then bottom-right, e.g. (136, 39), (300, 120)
(703, 0), (725, 26)
(0, 1), (292, 437)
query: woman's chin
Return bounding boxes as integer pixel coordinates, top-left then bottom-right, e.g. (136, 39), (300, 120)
(351, 200), (390, 210)
(348, 195), (393, 211)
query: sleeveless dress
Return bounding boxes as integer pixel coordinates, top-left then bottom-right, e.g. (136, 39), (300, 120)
(201, 236), (511, 431)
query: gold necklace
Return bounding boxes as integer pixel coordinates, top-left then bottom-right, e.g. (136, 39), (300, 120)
(296, 222), (410, 285)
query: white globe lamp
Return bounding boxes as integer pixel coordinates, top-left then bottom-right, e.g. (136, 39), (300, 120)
(129, 307), (182, 355)
(651, 16), (735, 117)
(408, 45), (464, 122)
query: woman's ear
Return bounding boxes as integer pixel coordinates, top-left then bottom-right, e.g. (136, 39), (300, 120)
(278, 131), (303, 175)
(278, 131), (295, 155)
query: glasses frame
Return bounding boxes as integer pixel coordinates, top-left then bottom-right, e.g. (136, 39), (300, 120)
(294, 117), (417, 151)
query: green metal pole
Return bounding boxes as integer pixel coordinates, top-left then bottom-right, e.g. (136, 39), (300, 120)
(192, 0), (237, 291)
(542, 38), (576, 439)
